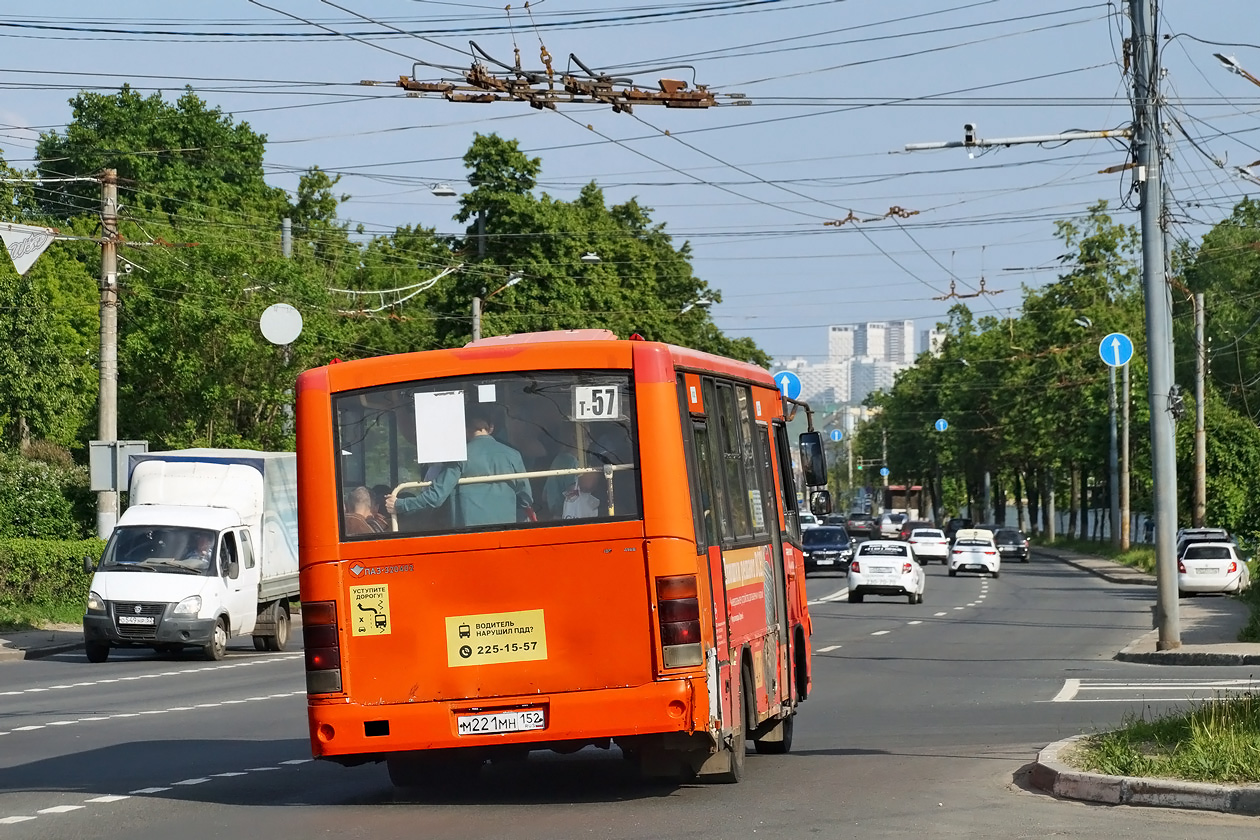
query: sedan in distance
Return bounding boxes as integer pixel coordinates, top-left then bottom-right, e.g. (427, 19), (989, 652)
(907, 527), (949, 564)
(1178, 543), (1251, 597)
(801, 526), (853, 574)
(845, 513), (877, 539)
(994, 528), (1030, 563)
(847, 540), (925, 604)
(948, 528), (1001, 578)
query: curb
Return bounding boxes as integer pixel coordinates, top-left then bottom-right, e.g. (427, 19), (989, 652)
(1034, 548), (1155, 586)
(1033, 735), (1260, 815)
(1116, 633), (1260, 666)
(0, 640), (84, 662)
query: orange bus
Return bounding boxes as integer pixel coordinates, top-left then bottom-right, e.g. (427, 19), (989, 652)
(296, 329), (829, 786)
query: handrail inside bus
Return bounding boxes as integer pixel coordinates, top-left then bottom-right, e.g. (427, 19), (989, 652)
(387, 463), (637, 530)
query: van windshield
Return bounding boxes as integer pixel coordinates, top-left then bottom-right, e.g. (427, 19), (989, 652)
(100, 526), (219, 576)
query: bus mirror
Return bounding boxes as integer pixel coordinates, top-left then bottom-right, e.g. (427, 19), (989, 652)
(809, 489), (833, 517)
(798, 431), (827, 487)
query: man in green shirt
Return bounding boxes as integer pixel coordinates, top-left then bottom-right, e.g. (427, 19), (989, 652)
(386, 407), (532, 527)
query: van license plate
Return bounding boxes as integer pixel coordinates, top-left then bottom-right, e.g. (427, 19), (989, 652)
(457, 709), (545, 736)
(117, 615), (155, 626)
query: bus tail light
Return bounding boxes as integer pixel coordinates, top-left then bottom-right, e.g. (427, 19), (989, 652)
(303, 600), (342, 695)
(656, 574), (702, 668)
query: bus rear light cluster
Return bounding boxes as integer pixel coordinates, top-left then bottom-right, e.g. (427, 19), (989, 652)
(656, 574), (702, 668)
(303, 600), (343, 694)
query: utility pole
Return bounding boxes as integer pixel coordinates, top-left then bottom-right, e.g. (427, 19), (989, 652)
(1193, 292), (1207, 526)
(1120, 363), (1131, 549)
(881, 429), (889, 490)
(1109, 365), (1121, 550)
(471, 294), (482, 342)
(1133, 0), (1180, 649)
(281, 217), (292, 258)
(97, 169), (119, 539)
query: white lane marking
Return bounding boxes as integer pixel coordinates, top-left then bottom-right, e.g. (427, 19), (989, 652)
(211, 772), (248, 778)
(0, 691), (304, 738)
(0, 816), (36, 824)
(0, 654), (303, 698)
(934, 612), (947, 617)
(1052, 679), (1081, 703)
(84, 795), (130, 803)
(907, 620), (922, 625)
(172, 778), (211, 786)
(953, 606), (965, 611)
(37, 805), (84, 814)
(871, 630), (891, 636)
(967, 602), (977, 606)
(816, 644), (842, 653)
(808, 587), (850, 605)
(130, 787), (171, 795)
(245, 767), (281, 771)
(280, 759), (313, 765)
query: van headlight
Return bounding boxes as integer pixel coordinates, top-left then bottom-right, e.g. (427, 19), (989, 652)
(172, 595), (202, 617)
(86, 591), (107, 614)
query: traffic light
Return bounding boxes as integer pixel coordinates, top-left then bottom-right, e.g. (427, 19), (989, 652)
(856, 464), (863, 470)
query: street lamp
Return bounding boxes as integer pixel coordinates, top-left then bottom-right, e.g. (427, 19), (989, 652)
(471, 273), (525, 342)
(680, 297), (713, 315)
(580, 252), (601, 264)
(430, 184), (458, 198)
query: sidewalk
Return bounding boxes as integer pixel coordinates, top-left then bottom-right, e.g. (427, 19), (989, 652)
(1031, 545), (1260, 816)
(0, 623), (86, 663)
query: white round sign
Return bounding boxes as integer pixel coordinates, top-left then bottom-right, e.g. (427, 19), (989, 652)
(260, 303), (303, 346)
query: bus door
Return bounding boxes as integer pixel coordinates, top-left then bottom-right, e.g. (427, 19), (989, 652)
(687, 417), (731, 731)
(755, 421), (791, 707)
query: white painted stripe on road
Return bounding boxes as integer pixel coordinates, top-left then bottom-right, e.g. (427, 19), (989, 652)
(1052, 679), (1081, 703)
(0, 691), (305, 738)
(84, 795), (130, 803)
(934, 612), (947, 617)
(171, 778), (211, 786)
(245, 767), (281, 771)
(953, 606), (965, 610)
(0, 816), (36, 824)
(168, 706), (194, 711)
(212, 772), (248, 777)
(130, 787), (170, 795)
(808, 587), (850, 605)
(37, 805), (84, 814)
(279, 759), (313, 765)
(13, 725), (44, 731)
(907, 620), (922, 625)
(77, 716), (108, 722)
(871, 630), (891, 636)
(0, 654), (303, 698)
(816, 645), (842, 653)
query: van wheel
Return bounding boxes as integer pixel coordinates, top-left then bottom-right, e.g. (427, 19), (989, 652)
(85, 642), (110, 663)
(265, 604), (290, 651)
(253, 636), (267, 651)
(202, 618), (228, 661)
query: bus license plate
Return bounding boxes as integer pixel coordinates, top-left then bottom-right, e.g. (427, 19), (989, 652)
(457, 709), (545, 736)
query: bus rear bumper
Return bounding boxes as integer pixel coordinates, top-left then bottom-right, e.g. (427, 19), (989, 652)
(307, 677), (707, 760)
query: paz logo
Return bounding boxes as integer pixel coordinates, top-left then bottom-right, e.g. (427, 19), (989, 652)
(349, 563), (365, 577)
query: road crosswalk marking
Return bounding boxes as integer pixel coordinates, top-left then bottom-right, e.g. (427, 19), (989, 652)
(1052, 678), (1258, 703)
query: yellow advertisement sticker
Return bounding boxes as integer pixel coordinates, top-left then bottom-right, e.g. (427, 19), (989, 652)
(350, 583), (391, 636)
(446, 609), (547, 668)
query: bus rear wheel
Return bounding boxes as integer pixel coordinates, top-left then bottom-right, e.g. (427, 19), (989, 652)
(752, 712), (794, 755)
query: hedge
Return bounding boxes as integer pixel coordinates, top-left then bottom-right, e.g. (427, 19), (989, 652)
(0, 538), (105, 615)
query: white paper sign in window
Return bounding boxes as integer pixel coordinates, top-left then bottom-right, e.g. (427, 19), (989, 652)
(414, 390), (468, 464)
(573, 385), (620, 421)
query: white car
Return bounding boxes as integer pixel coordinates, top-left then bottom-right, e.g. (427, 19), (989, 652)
(878, 512), (907, 539)
(799, 512), (820, 530)
(847, 540), (925, 604)
(907, 527), (949, 564)
(1178, 542), (1251, 596)
(948, 528), (1000, 578)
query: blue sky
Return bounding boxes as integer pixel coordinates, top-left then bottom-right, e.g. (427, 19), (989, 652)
(2, 1), (1257, 362)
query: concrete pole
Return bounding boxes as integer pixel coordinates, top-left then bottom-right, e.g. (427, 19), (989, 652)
(96, 169), (119, 539)
(1132, 0), (1180, 648)
(1120, 363), (1131, 550)
(281, 217), (292, 258)
(471, 295), (482, 342)
(1109, 365), (1121, 549)
(477, 208), (486, 259)
(1193, 293), (1207, 527)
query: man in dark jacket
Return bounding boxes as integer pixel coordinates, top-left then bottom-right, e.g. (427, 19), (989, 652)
(387, 407), (532, 527)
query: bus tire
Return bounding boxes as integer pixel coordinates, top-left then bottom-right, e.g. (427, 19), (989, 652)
(753, 713), (794, 755)
(793, 628), (809, 701)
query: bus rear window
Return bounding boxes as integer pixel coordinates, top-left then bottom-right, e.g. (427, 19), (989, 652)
(334, 371), (641, 539)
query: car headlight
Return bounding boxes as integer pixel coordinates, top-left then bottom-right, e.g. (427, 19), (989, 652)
(86, 591), (107, 614)
(172, 595), (202, 617)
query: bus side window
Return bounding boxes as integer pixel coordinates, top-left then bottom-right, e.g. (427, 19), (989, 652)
(773, 420), (801, 542)
(692, 424), (721, 549)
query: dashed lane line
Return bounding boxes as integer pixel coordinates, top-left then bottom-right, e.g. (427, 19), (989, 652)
(0, 654), (303, 699)
(0, 692), (304, 738)
(870, 630), (891, 636)
(816, 645), (842, 653)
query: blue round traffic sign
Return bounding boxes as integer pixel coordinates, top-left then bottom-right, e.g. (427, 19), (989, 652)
(829, 429), (843, 442)
(1099, 332), (1134, 367)
(879, 467), (890, 477)
(774, 371), (802, 400)
(934, 418), (948, 432)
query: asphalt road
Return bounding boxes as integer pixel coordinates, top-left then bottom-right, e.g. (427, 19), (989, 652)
(3, 554), (1258, 839)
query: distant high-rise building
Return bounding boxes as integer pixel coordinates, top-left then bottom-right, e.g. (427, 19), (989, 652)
(828, 325), (856, 363)
(886, 320), (915, 363)
(856, 322), (887, 359)
(921, 328), (946, 357)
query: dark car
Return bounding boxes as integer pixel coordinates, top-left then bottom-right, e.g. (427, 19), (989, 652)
(844, 512), (877, 539)
(898, 519), (935, 541)
(994, 528), (1029, 563)
(943, 517), (974, 544)
(801, 526), (853, 574)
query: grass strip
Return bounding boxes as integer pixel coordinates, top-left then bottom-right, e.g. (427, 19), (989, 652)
(1074, 694), (1260, 785)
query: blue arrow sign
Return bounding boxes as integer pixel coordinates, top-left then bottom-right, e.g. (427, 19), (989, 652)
(1099, 332), (1134, 367)
(879, 467), (890, 477)
(775, 371), (802, 400)
(934, 418), (949, 432)
(829, 429), (843, 442)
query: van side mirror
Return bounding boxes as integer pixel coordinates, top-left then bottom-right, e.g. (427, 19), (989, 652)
(83, 555), (96, 574)
(798, 431), (828, 487)
(810, 489), (833, 517)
